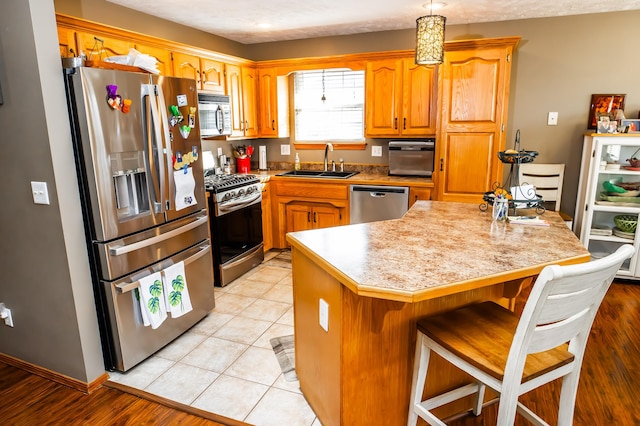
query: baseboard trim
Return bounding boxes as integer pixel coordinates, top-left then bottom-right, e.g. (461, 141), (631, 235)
(0, 352), (109, 394)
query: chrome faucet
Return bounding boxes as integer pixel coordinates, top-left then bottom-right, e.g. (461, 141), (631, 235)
(324, 143), (334, 171)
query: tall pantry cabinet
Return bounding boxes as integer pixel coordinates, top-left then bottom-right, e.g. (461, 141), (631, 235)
(574, 133), (640, 279)
(435, 37), (520, 202)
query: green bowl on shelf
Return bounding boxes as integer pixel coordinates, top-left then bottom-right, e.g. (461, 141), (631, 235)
(614, 215), (638, 233)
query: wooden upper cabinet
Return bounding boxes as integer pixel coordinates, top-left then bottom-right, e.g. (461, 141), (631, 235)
(134, 43), (173, 76)
(225, 63), (258, 138)
(241, 66), (258, 138)
(258, 68), (290, 138)
(365, 58), (436, 138)
(57, 27), (76, 58)
(200, 58), (225, 94)
(435, 37), (520, 203)
(75, 31), (132, 61)
(226, 63), (245, 137)
(172, 51), (201, 84)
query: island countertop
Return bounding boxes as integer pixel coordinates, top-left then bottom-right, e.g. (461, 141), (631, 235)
(286, 200), (591, 302)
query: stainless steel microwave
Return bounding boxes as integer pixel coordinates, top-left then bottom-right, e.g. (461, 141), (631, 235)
(198, 93), (232, 137)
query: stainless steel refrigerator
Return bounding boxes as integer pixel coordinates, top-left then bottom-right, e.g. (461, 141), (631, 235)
(64, 66), (214, 372)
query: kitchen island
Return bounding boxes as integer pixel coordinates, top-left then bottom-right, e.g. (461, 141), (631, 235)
(286, 201), (590, 425)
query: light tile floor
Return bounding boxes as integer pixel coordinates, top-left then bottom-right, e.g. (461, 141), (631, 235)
(108, 250), (321, 426)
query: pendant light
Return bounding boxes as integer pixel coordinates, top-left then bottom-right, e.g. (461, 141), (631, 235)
(415, 1), (446, 65)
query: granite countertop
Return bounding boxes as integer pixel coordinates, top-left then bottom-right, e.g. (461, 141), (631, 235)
(286, 201), (591, 302)
(252, 170), (434, 187)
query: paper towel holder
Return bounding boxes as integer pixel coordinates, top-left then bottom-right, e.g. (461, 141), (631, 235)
(259, 145), (268, 171)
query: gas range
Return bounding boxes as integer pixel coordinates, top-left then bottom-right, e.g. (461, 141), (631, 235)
(205, 173), (262, 214)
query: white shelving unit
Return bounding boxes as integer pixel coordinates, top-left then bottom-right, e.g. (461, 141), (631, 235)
(575, 133), (640, 279)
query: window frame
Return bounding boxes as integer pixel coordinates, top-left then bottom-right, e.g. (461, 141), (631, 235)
(289, 69), (367, 150)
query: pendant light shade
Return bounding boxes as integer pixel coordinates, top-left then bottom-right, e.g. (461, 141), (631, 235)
(415, 14), (446, 65)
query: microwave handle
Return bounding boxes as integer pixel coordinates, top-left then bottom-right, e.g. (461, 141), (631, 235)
(216, 106), (224, 135)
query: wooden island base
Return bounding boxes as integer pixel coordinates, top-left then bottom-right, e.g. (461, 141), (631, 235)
(292, 248), (522, 425)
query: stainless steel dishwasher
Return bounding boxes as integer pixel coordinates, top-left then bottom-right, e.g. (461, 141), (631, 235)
(349, 185), (409, 224)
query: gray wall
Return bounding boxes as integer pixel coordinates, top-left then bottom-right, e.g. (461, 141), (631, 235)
(0, 0), (104, 382)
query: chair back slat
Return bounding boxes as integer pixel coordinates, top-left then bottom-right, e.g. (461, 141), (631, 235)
(529, 309), (590, 353)
(537, 283), (604, 324)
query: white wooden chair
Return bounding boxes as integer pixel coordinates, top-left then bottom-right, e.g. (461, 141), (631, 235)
(408, 244), (635, 426)
(518, 163), (565, 212)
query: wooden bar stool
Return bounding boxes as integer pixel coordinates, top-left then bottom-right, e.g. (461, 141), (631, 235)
(408, 244), (635, 426)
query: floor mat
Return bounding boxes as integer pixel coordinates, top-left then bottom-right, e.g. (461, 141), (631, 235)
(269, 335), (297, 382)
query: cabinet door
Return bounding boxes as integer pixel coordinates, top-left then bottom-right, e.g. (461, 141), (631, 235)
(258, 68), (278, 137)
(365, 59), (401, 137)
(201, 58), (225, 94)
(262, 183), (273, 252)
(409, 187), (432, 207)
(172, 52), (201, 85)
(75, 31), (132, 60)
(402, 61), (437, 135)
(312, 205), (342, 229)
(57, 27), (76, 58)
(436, 45), (514, 203)
(242, 66), (259, 138)
(226, 63), (245, 138)
(135, 43), (173, 76)
(286, 203), (313, 233)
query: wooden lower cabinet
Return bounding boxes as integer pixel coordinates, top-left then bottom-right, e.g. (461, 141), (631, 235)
(409, 186), (432, 207)
(285, 202), (344, 233)
(261, 182), (273, 252)
(272, 180), (349, 248)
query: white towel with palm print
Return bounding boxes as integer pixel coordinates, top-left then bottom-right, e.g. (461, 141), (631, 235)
(137, 271), (167, 329)
(162, 261), (192, 318)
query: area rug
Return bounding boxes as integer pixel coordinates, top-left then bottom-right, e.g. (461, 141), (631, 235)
(270, 335), (298, 382)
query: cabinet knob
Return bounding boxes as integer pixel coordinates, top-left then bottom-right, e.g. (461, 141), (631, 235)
(403, 117), (407, 130)
(272, 120), (275, 131)
(394, 117), (398, 130)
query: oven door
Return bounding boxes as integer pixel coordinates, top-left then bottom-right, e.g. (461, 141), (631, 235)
(210, 195), (264, 285)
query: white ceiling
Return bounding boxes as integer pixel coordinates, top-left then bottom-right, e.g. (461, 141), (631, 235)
(107, 0), (640, 44)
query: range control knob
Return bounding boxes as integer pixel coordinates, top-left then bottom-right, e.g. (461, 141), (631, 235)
(246, 186), (255, 194)
(238, 189), (245, 196)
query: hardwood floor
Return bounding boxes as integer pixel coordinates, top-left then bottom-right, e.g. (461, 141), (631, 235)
(447, 281), (640, 426)
(0, 282), (638, 425)
(0, 361), (242, 425)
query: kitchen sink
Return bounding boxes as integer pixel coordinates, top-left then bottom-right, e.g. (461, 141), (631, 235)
(277, 170), (359, 179)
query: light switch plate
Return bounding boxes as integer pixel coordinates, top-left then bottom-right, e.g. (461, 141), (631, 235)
(319, 298), (329, 332)
(31, 181), (50, 205)
(548, 111), (558, 126)
(372, 146), (382, 157)
(281, 144), (291, 155)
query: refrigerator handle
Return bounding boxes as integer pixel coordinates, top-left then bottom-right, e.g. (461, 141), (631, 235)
(116, 243), (211, 293)
(154, 84), (175, 212)
(142, 84), (166, 213)
(109, 215), (208, 256)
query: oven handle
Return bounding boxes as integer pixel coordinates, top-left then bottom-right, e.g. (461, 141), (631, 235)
(109, 215), (208, 256)
(217, 192), (262, 215)
(115, 243), (211, 293)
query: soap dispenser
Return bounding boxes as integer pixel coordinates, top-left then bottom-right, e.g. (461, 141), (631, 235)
(294, 153), (301, 170)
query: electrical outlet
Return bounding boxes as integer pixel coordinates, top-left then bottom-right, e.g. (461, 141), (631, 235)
(281, 144), (291, 155)
(547, 111), (558, 126)
(372, 146), (382, 157)
(319, 298), (329, 332)
(0, 303), (13, 327)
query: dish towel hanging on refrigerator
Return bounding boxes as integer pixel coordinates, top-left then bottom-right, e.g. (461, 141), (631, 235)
(162, 261), (193, 318)
(137, 271), (167, 329)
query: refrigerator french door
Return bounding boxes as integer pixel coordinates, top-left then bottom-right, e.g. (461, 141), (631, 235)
(65, 66), (215, 371)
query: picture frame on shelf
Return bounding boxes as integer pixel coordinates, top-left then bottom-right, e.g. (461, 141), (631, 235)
(621, 119), (640, 133)
(588, 94), (626, 129)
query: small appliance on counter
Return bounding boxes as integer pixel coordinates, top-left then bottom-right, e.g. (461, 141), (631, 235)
(388, 139), (435, 177)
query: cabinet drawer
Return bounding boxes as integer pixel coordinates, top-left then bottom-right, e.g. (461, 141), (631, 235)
(275, 181), (348, 199)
